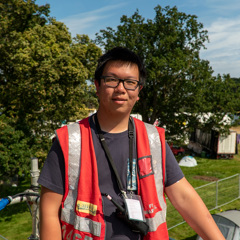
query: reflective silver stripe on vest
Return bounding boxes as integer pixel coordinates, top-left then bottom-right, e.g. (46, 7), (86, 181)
(60, 122), (102, 237)
(63, 123), (81, 210)
(61, 208), (101, 237)
(144, 123), (167, 232)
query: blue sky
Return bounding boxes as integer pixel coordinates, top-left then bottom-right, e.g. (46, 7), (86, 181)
(36, 0), (240, 77)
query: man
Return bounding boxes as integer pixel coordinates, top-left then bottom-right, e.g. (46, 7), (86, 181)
(39, 47), (224, 239)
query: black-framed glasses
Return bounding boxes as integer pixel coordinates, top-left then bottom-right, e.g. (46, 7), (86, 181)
(101, 76), (140, 90)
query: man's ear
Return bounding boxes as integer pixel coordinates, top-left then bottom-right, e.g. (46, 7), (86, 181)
(137, 86), (143, 101)
(95, 80), (99, 96)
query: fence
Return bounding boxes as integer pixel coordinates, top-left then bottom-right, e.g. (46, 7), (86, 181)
(166, 174), (240, 230)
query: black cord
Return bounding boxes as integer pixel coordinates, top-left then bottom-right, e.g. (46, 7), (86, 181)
(95, 115), (125, 192)
(95, 114), (135, 193)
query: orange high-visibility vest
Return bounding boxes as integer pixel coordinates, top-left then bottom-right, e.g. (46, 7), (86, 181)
(56, 117), (169, 240)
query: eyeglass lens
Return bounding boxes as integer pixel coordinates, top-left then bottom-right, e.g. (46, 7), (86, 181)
(103, 76), (139, 90)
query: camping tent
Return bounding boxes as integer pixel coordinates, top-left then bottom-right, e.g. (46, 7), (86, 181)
(179, 156), (197, 167)
(196, 210), (240, 240)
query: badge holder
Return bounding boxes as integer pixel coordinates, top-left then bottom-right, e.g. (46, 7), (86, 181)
(115, 193), (149, 236)
(124, 194), (145, 222)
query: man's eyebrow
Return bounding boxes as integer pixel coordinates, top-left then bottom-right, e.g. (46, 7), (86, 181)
(104, 73), (138, 79)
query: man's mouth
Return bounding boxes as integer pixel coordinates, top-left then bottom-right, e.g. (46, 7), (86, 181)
(112, 97), (127, 103)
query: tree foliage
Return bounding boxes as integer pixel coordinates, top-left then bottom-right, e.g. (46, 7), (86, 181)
(0, 114), (31, 179)
(0, 0), (102, 171)
(95, 5), (240, 140)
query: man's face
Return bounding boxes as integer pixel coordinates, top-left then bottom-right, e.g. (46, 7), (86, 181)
(95, 60), (142, 117)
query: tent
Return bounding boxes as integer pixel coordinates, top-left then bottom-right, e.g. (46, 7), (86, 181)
(179, 156), (197, 167)
(196, 210), (240, 240)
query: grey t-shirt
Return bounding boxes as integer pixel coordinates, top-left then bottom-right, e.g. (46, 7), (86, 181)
(38, 117), (184, 239)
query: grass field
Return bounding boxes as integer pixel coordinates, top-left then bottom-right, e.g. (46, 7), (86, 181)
(0, 145), (239, 240)
(0, 182), (33, 240)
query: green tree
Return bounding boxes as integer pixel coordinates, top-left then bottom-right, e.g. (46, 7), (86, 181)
(0, 0), (101, 168)
(232, 77), (240, 84)
(231, 77), (240, 114)
(186, 74), (240, 133)
(96, 5), (238, 140)
(0, 114), (31, 180)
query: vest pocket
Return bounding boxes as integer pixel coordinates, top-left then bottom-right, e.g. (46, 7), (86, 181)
(137, 155), (154, 179)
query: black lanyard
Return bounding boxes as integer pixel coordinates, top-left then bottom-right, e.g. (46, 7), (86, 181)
(94, 114), (134, 196)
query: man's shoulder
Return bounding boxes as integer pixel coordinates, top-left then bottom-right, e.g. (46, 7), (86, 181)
(54, 117), (91, 140)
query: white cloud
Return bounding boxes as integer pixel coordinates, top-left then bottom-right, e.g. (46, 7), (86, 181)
(200, 16), (240, 77)
(60, 3), (128, 38)
(202, 0), (240, 12)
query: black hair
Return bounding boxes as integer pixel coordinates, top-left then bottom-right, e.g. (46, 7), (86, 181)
(94, 47), (146, 86)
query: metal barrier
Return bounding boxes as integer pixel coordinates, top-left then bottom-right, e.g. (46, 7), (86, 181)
(167, 174), (240, 230)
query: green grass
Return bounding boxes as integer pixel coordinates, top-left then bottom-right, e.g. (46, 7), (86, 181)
(0, 146), (239, 240)
(0, 207), (32, 240)
(0, 180), (34, 240)
(180, 157), (240, 186)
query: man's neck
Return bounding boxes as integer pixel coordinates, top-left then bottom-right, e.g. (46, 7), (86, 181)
(96, 111), (130, 133)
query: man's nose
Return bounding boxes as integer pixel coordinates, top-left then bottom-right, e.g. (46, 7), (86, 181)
(115, 80), (126, 91)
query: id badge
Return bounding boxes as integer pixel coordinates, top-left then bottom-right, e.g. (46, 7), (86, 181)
(124, 194), (146, 222)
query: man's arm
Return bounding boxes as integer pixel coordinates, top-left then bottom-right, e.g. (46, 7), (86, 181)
(165, 177), (225, 240)
(40, 186), (63, 240)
